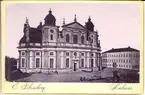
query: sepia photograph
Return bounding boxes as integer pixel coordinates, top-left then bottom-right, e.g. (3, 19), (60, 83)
(1, 1), (144, 94)
(4, 2), (141, 83)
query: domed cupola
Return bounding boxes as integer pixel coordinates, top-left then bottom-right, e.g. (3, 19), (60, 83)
(37, 21), (43, 29)
(44, 9), (56, 26)
(85, 16), (94, 31)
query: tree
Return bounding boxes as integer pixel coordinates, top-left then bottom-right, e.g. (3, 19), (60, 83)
(5, 56), (17, 81)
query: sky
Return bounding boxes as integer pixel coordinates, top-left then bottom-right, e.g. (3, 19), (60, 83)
(5, 2), (141, 58)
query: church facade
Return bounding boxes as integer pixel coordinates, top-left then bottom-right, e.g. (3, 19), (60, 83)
(17, 9), (102, 73)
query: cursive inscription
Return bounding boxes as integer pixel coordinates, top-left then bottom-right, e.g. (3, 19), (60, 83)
(12, 83), (46, 92)
(110, 83), (133, 90)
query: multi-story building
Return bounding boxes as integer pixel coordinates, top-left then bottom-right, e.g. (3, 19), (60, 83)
(17, 9), (102, 73)
(102, 47), (139, 70)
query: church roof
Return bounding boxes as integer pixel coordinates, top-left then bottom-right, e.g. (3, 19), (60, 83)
(62, 21), (86, 30)
(85, 17), (94, 31)
(19, 27), (42, 44)
(44, 9), (56, 26)
(44, 12), (56, 21)
(102, 47), (139, 53)
(37, 22), (43, 29)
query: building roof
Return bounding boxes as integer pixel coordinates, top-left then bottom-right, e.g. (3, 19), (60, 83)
(62, 21), (86, 29)
(19, 27), (42, 44)
(85, 16), (94, 31)
(102, 47), (139, 53)
(44, 9), (56, 26)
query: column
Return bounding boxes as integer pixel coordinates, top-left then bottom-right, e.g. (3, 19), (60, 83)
(42, 51), (45, 68)
(18, 51), (21, 69)
(29, 51), (33, 68)
(60, 51), (64, 68)
(87, 52), (90, 68)
(54, 51), (56, 69)
(57, 51), (61, 69)
(32, 51), (35, 68)
(70, 51), (73, 69)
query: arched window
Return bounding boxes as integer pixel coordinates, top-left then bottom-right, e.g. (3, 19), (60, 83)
(91, 59), (94, 67)
(36, 58), (40, 68)
(21, 58), (25, 68)
(66, 58), (69, 68)
(81, 35), (84, 44)
(73, 35), (78, 44)
(50, 34), (53, 40)
(50, 58), (54, 68)
(81, 59), (84, 68)
(66, 34), (70, 43)
(36, 52), (40, 56)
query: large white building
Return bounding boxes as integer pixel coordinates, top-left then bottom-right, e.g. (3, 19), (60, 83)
(17, 9), (102, 73)
(102, 47), (140, 70)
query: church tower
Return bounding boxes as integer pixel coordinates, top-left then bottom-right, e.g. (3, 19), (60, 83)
(44, 9), (56, 26)
(85, 16), (94, 31)
(42, 9), (59, 44)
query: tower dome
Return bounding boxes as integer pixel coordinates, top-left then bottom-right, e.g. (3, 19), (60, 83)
(44, 9), (56, 26)
(85, 16), (94, 31)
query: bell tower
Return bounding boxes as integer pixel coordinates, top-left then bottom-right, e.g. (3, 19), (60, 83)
(85, 16), (94, 31)
(42, 9), (59, 45)
(44, 9), (56, 26)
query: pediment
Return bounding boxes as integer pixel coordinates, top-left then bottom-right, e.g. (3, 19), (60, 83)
(63, 22), (85, 30)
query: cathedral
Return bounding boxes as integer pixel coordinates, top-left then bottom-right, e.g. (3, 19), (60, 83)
(17, 9), (102, 73)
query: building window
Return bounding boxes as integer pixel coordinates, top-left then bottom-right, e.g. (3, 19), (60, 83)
(91, 36), (93, 43)
(126, 54), (128, 57)
(135, 54), (137, 57)
(81, 35), (84, 44)
(66, 52), (69, 56)
(21, 52), (25, 56)
(74, 52), (77, 56)
(36, 52), (40, 56)
(50, 59), (54, 68)
(50, 52), (53, 55)
(81, 59), (84, 67)
(126, 60), (128, 63)
(36, 58), (40, 68)
(81, 53), (84, 56)
(50, 34), (53, 40)
(73, 35), (78, 44)
(66, 58), (69, 68)
(21, 58), (25, 67)
(91, 53), (94, 56)
(50, 29), (54, 33)
(91, 59), (94, 67)
(66, 34), (70, 43)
